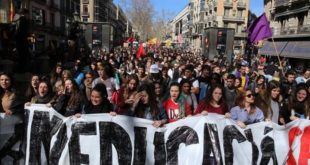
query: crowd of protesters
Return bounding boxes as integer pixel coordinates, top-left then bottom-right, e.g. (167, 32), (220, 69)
(1, 46), (310, 129)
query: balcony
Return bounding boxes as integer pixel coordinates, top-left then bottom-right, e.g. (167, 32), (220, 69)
(291, 0), (307, 4)
(237, 2), (246, 9)
(223, 16), (245, 22)
(274, 0), (290, 8)
(207, 15), (216, 22)
(235, 32), (247, 38)
(82, 12), (90, 17)
(272, 25), (310, 38)
(224, 1), (233, 8)
(82, 0), (89, 4)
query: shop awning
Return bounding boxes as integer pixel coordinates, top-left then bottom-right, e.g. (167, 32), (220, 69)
(281, 41), (310, 59)
(259, 41), (288, 56)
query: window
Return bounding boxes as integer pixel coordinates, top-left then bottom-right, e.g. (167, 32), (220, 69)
(280, 19), (286, 31)
(0, 10), (7, 23)
(209, 10), (212, 14)
(224, 9), (229, 16)
(237, 24), (242, 33)
(232, 9), (236, 16)
(32, 7), (45, 25)
(237, 10), (242, 18)
(83, 5), (88, 12)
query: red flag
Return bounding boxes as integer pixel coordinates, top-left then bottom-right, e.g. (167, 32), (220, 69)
(126, 36), (135, 43)
(136, 43), (145, 58)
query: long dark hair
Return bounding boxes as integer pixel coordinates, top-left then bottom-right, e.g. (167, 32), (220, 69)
(123, 74), (139, 99)
(25, 74), (40, 101)
(204, 84), (226, 107)
(135, 83), (160, 119)
(66, 79), (81, 107)
(288, 85), (310, 116)
(255, 80), (280, 118)
(235, 88), (256, 115)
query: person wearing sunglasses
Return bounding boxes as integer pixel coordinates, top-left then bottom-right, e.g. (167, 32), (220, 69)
(230, 89), (264, 128)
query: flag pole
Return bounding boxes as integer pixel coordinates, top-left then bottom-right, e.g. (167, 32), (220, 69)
(271, 37), (284, 75)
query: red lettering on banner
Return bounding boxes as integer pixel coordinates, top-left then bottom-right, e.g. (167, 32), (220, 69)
(287, 127), (302, 165)
(299, 126), (310, 165)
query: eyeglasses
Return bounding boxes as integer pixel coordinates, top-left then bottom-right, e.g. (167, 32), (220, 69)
(246, 94), (253, 98)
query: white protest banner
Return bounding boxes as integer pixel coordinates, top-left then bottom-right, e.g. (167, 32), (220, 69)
(0, 113), (24, 165)
(18, 104), (310, 164)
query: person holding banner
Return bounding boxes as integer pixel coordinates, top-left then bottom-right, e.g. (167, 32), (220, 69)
(162, 82), (192, 123)
(76, 83), (114, 115)
(0, 72), (24, 115)
(28, 80), (55, 104)
(114, 75), (139, 115)
(131, 83), (167, 128)
(230, 89), (264, 128)
(52, 78), (83, 117)
(280, 85), (310, 124)
(195, 84), (229, 117)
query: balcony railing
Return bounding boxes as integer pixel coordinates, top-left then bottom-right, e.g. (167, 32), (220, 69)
(235, 32), (247, 38)
(223, 16), (245, 22)
(272, 25), (310, 37)
(82, 0), (89, 4)
(82, 12), (90, 17)
(237, 2), (246, 8)
(274, 0), (290, 8)
(224, 1), (233, 7)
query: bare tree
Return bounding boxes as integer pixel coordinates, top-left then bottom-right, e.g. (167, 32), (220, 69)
(152, 9), (175, 41)
(119, 0), (154, 41)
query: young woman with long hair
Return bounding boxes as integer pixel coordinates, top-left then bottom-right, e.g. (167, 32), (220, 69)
(114, 74), (139, 114)
(52, 78), (82, 117)
(77, 83), (114, 115)
(230, 88), (264, 128)
(280, 85), (310, 124)
(255, 80), (281, 123)
(195, 84), (229, 117)
(131, 83), (167, 128)
(50, 63), (62, 87)
(180, 79), (198, 113)
(25, 74), (40, 101)
(0, 72), (24, 115)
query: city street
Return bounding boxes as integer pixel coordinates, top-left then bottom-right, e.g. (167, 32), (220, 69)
(0, 0), (310, 165)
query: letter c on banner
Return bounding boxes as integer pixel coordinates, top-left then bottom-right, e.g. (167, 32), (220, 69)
(166, 126), (199, 165)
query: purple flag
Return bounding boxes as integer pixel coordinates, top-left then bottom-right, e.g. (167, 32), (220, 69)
(247, 13), (272, 44)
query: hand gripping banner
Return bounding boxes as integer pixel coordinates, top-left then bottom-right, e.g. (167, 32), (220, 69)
(4, 104), (309, 164)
